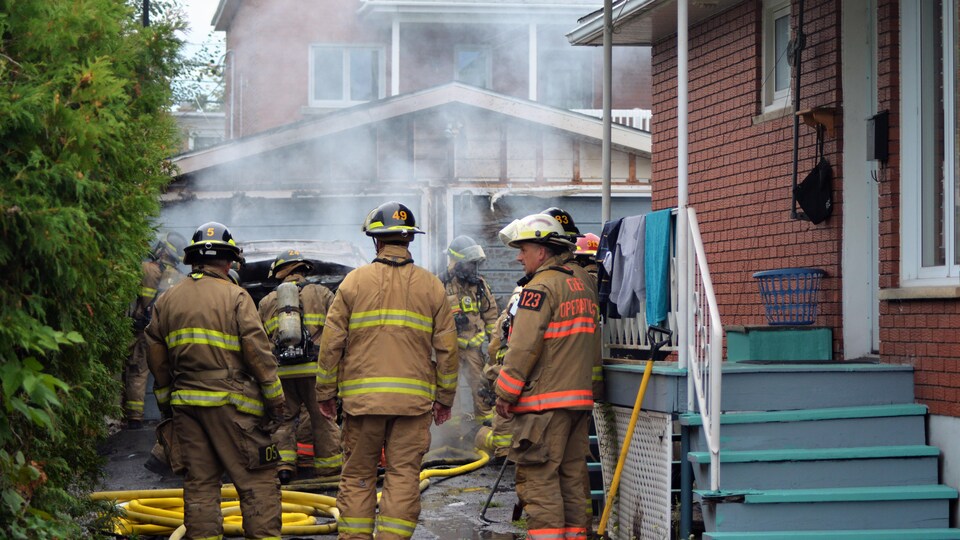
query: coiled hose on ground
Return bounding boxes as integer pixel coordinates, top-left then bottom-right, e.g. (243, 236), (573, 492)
(90, 447), (489, 539)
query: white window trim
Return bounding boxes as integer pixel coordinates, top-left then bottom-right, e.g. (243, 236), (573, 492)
(453, 45), (493, 89)
(761, 0), (792, 113)
(308, 44), (386, 108)
(901, 0), (958, 286)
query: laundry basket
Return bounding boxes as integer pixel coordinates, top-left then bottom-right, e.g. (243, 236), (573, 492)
(753, 268), (826, 325)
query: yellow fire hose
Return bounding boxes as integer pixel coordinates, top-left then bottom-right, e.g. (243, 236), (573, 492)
(91, 448), (489, 538)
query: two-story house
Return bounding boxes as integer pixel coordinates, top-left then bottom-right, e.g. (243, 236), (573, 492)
(165, 0), (655, 297)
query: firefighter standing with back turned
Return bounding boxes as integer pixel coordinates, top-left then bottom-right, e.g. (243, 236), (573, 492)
(494, 213), (602, 540)
(258, 248), (344, 483)
(317, 201), (458, 540)
(124, 231), (186, 429)
(439, 235), (499, 425)
(145, 222), (286, 540)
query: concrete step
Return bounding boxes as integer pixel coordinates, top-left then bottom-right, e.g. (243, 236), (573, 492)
(696, 485), (958, 532)
(688, 445), (939, 490)
(681, 404), (927, 452)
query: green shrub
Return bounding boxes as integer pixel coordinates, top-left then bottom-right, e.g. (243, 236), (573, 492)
(0, 0), (183, 536)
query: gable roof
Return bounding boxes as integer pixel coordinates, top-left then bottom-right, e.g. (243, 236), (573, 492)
(171, 82), (651, 176)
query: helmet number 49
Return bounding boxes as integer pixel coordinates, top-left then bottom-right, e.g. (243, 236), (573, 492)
(393, 210), (408, 221)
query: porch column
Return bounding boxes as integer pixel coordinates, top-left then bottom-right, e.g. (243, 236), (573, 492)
(528, 23), (537, 101)
(391, 19), (400, 96)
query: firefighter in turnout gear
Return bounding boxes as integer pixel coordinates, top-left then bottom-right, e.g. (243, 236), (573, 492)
(145, 222), (286, 540)
(439, 235), (499, 425)
(574, 233), (600, 279)
(124, 231), (186, 429)
(474, 286), (522, 459)
(494, 213), (602, 540)
(317, 202), (458, 540)
(258, 249), (343, 483)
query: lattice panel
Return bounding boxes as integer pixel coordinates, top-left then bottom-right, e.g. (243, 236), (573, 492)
(593, 405), (672, 540)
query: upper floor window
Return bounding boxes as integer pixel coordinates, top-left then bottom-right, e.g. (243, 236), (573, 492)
(761, 0), (792, 111)
(309, 45), (385, 107)
(901, 0), (958, 284)
(540, 49), (593, 110)
(454, 46), (492, 88)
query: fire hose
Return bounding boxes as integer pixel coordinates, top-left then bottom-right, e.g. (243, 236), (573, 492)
(91, 448), (489, 538)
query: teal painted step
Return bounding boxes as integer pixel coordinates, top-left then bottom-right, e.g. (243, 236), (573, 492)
(681, 404), (927, 452)
(726, 325), (832, 362)
(705, 529), (960, 540)
(717, 363), (914, 411)
(688, 445), (939, 490)
(697, 485), (958, 532)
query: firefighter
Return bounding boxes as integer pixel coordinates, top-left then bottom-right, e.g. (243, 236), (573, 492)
(439, 235), (499, 425)
(124, 231), (186, 429)
(258, 248), (343, 483)
(317, 201), (458, 540)
(574, 233), (600, 279)
(145, 221), (286, 540)
(494, 213), (602, 540)
(474, 286), (522, 461)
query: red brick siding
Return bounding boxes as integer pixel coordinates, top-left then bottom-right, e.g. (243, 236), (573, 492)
(651, 0), (845, 356)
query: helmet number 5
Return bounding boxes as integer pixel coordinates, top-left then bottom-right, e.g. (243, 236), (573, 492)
(207, 227), (216, 237)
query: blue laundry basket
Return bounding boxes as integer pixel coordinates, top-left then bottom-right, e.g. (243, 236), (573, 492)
(753, 268), (826, 325)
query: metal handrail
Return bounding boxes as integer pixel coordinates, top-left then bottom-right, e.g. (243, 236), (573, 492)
(684, 207), (722, 491)
(571, 108), (652, 131)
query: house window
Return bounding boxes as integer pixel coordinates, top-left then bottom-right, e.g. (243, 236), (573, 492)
(454, 46), (491, 88)
(540, 49), (593, 110)
(309, 45), (385, 107)
(901, 0), (958, 284)
(761, 0), (792, 111)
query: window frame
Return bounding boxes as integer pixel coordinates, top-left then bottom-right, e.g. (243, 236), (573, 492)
(308, 44), (386, 108)
(453, 45), (493, 89)
(761, 0), (792, 112)
(901, 0), (958, 285)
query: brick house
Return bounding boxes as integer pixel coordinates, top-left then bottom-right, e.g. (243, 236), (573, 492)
(571, 0), (960, 526)
(162, 1), (653, 295)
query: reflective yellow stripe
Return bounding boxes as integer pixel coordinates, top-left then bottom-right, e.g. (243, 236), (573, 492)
(340, 377), (436, 400)
(170, 390), (265, 416)
(261, 379), (283, 400)
(155, 386), (171, 404)
(279, 450), (297, 463)
(338, 516), (374, 534)
(316, 366), (337, 385)
(264, 316), (279, 334)
(303, 313), (326, 326)
(592, 365), (604, 382)
(278, 362), (318, 378)
(492, 433), (512, 448)
(166, 328), (240, 351)
(315, 453), (344, 468)
(436, 371), (458, 390)
(348, 309), (433, 332)
(140, 286), (157, 300)
(377, 515), (417, 538)
(467, 332), (486, 347)
(485, 323), (495, 335)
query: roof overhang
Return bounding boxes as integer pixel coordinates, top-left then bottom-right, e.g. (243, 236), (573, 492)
(358, 1), (601, 23)
(567, 0), (743, 46)
(170, 83), (651, 177)
(212, 0), (240, 31)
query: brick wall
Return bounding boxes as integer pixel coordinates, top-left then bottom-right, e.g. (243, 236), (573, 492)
(876, 0), (960, 417)
(651, 0), (845, 356)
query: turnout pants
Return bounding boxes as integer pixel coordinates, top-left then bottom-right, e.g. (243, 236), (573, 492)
(474, 413), (514, 458)
(337, 412), (432, 540)
(457, 347), (493, 422)
(511, 409), (591, 540)
(123, 330), (149, 422)
(174, 405), (282, 540)
(276, 376), (343, 475)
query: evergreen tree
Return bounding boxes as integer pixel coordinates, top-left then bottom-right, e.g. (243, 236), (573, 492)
(0, 0), (183, 536)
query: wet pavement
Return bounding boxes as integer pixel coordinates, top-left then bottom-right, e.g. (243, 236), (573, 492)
(96, 419), (526, 539)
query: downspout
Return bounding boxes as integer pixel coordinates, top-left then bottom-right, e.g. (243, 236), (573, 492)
(790, 0), (806, 218)
(601, 0), (612, 222)
(677, 0), (689, 371)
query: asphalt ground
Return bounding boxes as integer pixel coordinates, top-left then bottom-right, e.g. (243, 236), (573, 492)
(95, 418), (525, 539)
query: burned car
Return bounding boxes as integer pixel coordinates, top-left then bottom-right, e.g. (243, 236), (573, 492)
(237, 239), (368, 305)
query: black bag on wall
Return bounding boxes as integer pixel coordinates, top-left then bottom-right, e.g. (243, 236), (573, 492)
(795, 127), (833, 225)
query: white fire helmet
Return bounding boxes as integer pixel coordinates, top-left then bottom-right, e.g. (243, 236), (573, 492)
(497, 213), (576, 250)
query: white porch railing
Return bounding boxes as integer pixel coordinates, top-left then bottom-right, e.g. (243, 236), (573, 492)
(572, 108), (652, 131)
(683, 207), (722, 491)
